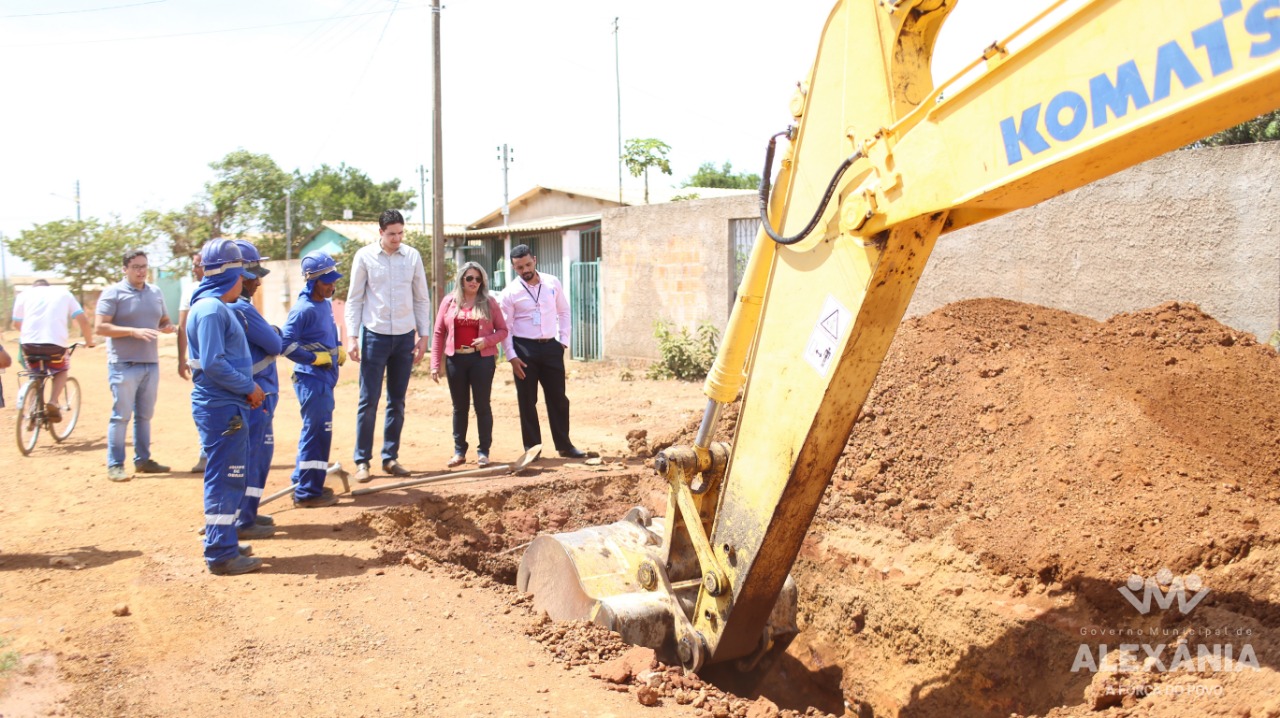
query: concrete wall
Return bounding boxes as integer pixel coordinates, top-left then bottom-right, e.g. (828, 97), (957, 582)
(602, 195), (753, 360)
(909, 143), (1280, 338)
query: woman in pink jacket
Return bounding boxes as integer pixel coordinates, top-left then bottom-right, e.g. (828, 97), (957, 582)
(431, 262), (509, 467)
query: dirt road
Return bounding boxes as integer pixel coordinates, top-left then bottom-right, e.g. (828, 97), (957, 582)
(0, 336), (709, 717)
(3, 298), (1280, 718)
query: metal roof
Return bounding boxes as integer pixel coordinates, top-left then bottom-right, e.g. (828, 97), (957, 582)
(449, 213), (601, 238)
(466, 184), (754, 228)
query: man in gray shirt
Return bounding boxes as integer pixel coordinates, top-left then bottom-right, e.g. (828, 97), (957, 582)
(344, 209), (432, 482)
(95, 249), (177, 482)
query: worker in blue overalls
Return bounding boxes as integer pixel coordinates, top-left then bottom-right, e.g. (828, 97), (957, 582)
(282, 251), (345, 508)
(187, 239), (265, 576)
(231, 239), (283, 536)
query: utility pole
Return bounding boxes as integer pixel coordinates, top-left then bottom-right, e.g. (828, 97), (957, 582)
(417, 164), (428, 233)
(614, 18), (623, 205)
(496, 144), (514, 227)
(75, 179), (81, 223)
(431, 0), (446, 308)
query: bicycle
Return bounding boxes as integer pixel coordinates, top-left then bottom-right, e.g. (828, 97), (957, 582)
(15, 343), (83, 456)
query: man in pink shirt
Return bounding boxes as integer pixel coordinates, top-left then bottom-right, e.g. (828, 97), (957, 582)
(498, 244), (589, 458)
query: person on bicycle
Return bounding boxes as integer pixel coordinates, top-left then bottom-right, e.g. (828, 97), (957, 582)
(12, 279), (95, 422)
(281, 251), (345, 509)
(188, 239), (265, 576)
(229, 239), (282, 539)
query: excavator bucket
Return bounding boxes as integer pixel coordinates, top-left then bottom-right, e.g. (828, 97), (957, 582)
(517, 506), (799, 670)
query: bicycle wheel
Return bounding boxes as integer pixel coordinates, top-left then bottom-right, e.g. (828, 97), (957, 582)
(50, 377), (81, 442)
(15, 379), (42, 456)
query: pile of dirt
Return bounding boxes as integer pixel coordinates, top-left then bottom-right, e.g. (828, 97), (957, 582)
(642, 299), (1280, 716)
(829, 300), (1280, 601)
(365, 298), (1280, 717)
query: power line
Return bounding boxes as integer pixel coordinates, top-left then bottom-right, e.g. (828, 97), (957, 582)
(310, 0), (400, 163)
(0, 4), (425, 48)
(1, 0), (165, 19)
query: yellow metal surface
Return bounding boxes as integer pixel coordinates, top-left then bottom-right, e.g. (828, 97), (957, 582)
(523, 0), (1280, 670)
(693, 0), (1280, 665)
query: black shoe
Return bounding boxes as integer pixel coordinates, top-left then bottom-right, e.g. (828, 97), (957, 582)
(255, 513), (274, 526)
(293, 487), (338, 508)
(237, 523), (276, 540)
(134, 459), (171, 474)
(239, 544), (253, 557)
(208, 555), (263, 576)
(558, 447), (591, 459)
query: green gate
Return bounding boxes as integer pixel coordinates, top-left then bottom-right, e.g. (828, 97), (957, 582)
(570, 261), (602, 361)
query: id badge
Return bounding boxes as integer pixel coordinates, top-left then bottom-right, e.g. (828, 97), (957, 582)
(532, 309), (542, 325)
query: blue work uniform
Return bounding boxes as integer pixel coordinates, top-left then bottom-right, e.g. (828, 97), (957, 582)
(233, 298), (283, 529)
(282, 293), (341, 501)
(187, 295), (256, 566)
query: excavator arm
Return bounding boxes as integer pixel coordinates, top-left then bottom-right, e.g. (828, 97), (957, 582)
(520, 0), (1280, 672)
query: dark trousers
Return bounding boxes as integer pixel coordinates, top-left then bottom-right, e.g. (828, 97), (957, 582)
(446, 352), (496, 456)
(513, 337), (572, 452)
(355, 329), (415, 465)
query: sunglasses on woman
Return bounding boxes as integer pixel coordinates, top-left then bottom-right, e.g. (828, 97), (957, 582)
(463, 275), (482, 283)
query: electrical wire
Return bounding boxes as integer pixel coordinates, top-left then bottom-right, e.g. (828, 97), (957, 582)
(0, 4), (423, 48)
(1, 0), (164, 19)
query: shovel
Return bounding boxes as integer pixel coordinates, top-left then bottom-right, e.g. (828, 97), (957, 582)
(349, 445), (542, 497)
(259, 462), (352, 507)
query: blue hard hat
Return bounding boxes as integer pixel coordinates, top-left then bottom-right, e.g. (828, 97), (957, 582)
(233, 239), (271, 278)
(200, 238), (244, 276)
(301, 251), (342, 283)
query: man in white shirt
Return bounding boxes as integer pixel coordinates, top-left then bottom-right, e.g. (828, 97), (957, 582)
(13, 279), (95, 419)
(344, 209), (432, 481)
(176, 252), (209, 473)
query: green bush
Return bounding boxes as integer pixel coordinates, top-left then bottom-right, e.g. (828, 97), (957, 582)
(648, 321), (719, 381)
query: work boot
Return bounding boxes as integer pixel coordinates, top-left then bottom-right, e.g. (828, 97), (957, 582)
(44, 402), (62, 424)
(190, 456), (207, 473)
(353, 462), (371, 483)
(382, 460), (411, 477)
(207, 555), (263, 576)
(107, 465), (130, 482)
(255, 513), (274, 526)
(134, 459), (170, 474)
(237, 523), (276, 540)
(293, 487), (338, 508)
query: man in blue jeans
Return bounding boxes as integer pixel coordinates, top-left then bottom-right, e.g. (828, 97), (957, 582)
(344, 209), (432, 483)
(95, 249), (177, 482)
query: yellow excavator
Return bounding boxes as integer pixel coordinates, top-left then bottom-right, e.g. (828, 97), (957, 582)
(519, 0), (1280, 672)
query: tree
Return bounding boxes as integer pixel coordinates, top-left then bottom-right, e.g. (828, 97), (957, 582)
(622, 138), (673, 204)
(206, 150), (292, 238)
(1193, 109), (1280, 147)
(10, 217), (147, 304)
(137, 202), (216, 265)
(145, 153), (416, 263)
(682, 161), (761, 190)
(281, 163), (417, 251)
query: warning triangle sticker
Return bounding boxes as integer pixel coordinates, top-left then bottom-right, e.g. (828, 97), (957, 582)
(820, 310), (840, 339)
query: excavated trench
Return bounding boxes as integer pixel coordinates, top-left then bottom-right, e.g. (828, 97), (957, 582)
(364, 300), (1280, 717)
(360, 468), (1142, 718)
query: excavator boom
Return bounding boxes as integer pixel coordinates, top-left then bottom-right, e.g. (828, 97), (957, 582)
(520, 0), (1280, 672)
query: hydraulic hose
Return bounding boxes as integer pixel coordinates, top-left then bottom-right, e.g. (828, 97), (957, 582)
(758, 129), (863, 246)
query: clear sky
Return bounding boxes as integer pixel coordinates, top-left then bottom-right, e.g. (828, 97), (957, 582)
(0, 0), (1072, 275)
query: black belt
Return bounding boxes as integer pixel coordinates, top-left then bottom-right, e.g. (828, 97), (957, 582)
(515, 336), (556, 343)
